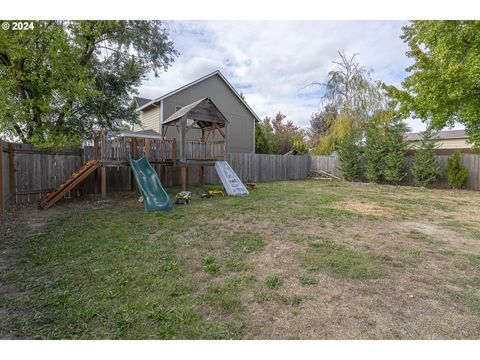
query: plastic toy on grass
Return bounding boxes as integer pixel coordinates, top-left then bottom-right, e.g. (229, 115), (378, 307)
(246, 182), (256, 189)
(201, 189), (225, 198)
(175, 191), (192, 205)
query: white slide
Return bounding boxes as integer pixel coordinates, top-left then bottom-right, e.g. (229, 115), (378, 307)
(215, 161), (249, 196)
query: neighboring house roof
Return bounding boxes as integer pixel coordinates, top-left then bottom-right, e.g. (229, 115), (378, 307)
(405, 129), (467, 141)
(163, 97), (228, 126)
(134, 96), (152, 107)
(136, 70), (261, 122)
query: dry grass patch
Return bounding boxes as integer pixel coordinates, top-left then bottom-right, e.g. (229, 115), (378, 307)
(330, 199), (394, 218)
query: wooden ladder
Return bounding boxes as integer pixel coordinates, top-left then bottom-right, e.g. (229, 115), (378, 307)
(40, 160), (100, 209)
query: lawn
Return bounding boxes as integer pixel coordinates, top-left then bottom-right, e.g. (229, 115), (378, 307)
(1, 180), (480, 339)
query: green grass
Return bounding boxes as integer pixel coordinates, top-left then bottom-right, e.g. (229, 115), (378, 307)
(299, 275), (318, 286)
(2, 180), (480, 339)
(407, 229), (434, 244)
(395, 246), (422, 257)
(442, 220), (480, 240)
(467, 254), (480, 270)
(202, 256), (221, 275)
(440, 249), (457, 257)
(458, 291), (480, 315)
(264, 275), (283, 289)
(299, 240), (386, 279)
(227, 233), (264, 253)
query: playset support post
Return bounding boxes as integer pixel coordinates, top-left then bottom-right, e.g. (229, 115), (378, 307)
(100, 130), (106, 199)
(8, 142), (15, 205)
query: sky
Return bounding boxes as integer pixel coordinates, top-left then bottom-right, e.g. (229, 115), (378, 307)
(138, 21), (430, 132)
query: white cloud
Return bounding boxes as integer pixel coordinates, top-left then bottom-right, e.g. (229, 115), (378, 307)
(138, 21), (434, 131)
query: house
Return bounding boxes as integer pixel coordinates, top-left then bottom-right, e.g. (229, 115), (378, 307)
(133, 70), (260, 153)
(405, 129), (477, 155)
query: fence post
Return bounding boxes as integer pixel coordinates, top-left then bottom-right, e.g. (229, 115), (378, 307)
(8, 143), (15, 205)
(477, 154), (480, 191)
(0, 139), (3, 212)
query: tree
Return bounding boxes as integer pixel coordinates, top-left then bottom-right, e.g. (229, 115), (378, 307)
(307, 105), (337, 147)
(308, 51), (386, 154)
(291, 140), (309, 155)
(0, 21), (177, 147)
(363, 109), (399, 183)
(256, 112), (306, 155)
(271, 112), (305, 154)
(383, 120), (408, 184)
(446, 151), (469, 188)
(338, 130), (362, 181)
(255, 117), (278, 154)
(412, 128), (440, 187)
(255, 121), (273, 154)
(387, 21), (480, 147)
(364, 122), (386, 183)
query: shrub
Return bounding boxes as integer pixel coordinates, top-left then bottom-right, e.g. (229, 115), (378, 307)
(412, 128), (440, 187)
(338, 130), (362, 181)
(446, 151), (468, 188)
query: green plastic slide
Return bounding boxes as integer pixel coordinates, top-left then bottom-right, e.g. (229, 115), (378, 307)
(127, 155), (173, 212)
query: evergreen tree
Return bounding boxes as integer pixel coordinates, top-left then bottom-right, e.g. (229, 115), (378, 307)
(255, 122), (271, 154)
(383, 121), (408, 184)
(446, 151), (468, 189)
(364, 122), (386, 183)
(338, 130), (362, 181)
(412, 128), (440, 187)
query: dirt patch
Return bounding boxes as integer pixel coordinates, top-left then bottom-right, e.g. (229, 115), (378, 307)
(330, 200), (393, 218)
(398, 221), (480, 254)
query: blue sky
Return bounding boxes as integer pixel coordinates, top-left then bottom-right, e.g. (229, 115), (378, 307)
(138, 20), (432, 132)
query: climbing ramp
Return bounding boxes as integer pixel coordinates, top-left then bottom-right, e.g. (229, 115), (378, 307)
(215, 161), (249, 196)
(40, 160), (100, 209)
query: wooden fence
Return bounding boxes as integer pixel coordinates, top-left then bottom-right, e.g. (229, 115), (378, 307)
(405, 153), (480, 190)
(1, 140), (479, 210)
(0, 142), (313, 209)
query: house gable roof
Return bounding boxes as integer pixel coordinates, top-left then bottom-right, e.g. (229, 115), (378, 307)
(136, 70), (261, 122)
(134, 96), (152, 107)
(405, 129), (467, 141)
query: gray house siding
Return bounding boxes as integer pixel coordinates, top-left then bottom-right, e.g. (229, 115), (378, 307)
(138, 74), (255, 153)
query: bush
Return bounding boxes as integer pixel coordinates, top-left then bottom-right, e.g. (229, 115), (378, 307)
(338, 130), (362, 181)
(446, 151), (468, 188)
(412, 128), (440, 187)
